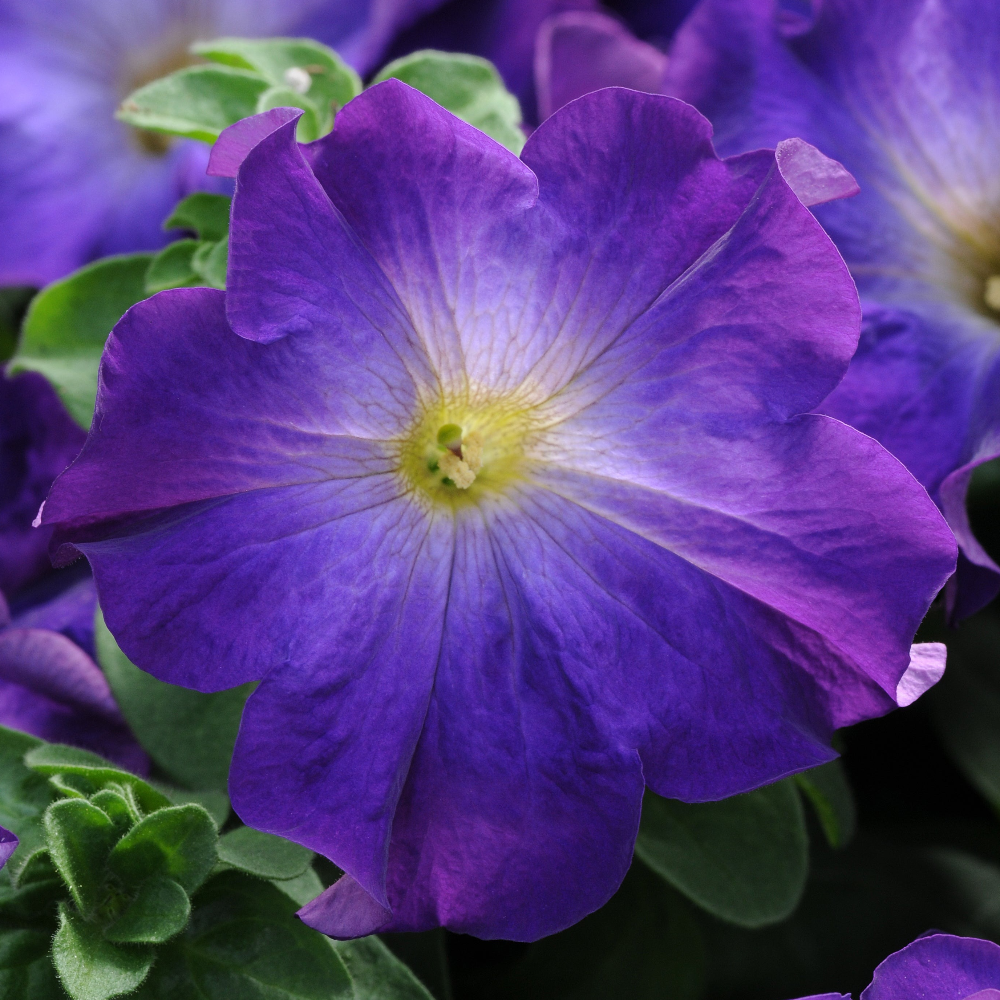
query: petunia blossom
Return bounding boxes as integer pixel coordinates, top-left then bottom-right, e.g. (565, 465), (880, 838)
(792, 932), (1000, 1000)
(0, 371), (85, 598)
(658, 0), (1000, 620)
(44, 83), (955, 940)
(0, 827), (16, 871)
(0, 0), (447, 286)
(0, 579), (148, 772)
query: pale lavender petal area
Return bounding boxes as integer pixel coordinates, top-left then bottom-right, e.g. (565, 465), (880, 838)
(896, 643), (947, 708)
(861, 934), (1000, 1000)
(664, 0), (1000, 616)
(10, 574), (97, 656)
(45, 85), (957, 939)
(0, 0), (447, 285)
(0, 372), (86, 598)
(774, 138), (858, 208)
(534, 10), (667, 120)
(0, 624), (147, 771)
(0, 826), (17, 870)
(207, 106), (301, 179)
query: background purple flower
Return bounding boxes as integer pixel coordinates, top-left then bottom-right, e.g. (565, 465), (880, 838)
(659, 0), (1000, 620)
(0, 826), (16, 870)
(0, 0), (447, 287)
(791, 933), (1000, 999)
(0, 371), (85, 598)
(0, 577), (148, 772)
(44, 83), (955, 941)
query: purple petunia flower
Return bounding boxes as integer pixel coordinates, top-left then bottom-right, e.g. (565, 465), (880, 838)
(44, 82), (955, 940)
(0, 826), (16, 870)
(0, 579), (148, 772)
(0, 0), (447, 286)
(658, 0), (1000, 620)
(0, 371), (85, 598)
(793, 932), (1000, 1000)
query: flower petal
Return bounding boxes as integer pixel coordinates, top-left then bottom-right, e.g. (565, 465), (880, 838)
(534, 10), (667, 120)
(302, 503), (644, 940)
(0, 827), (17, 870)
(44, 287), (414, 530)
(305, 83), (775, 400)
(861, 934), (1000, 1000)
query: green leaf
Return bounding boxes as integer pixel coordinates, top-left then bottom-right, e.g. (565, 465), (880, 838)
(272, 866), (324, 907)
(334, 937), (435, 1000)
(108, 805), (217, 895)
(190, 237), (228, 290)
(0, 285), (35, 362)
(216, 826), (313, 881)
(635, 780), (809, 928)
(371, 51), (525, 154)
(256, 85), (322, 141)
(157, 787), (230, 830)
(0, 926), (64, 999)
(927, 606), (1000, 809)
(104, 877), (190, 944)
(448, 862), (704, 1000)
(52, 904), (153, 1000)
(117, 65), (270, 143)
(0, 726), (52, 882)
(8, 253), (153, 427)
(138, 872), (352, 999)
(193, 36), (361, 136)
(24, 744), (172, 816)
(43, 800), (118, 918)
(795, 759), (857, 848)
(89, 790), (137, 838)
(95, 611), (251, 793)
(0, 859), (65, 925)
(143, 239), (200, 293)
(163, 193), (232, 242)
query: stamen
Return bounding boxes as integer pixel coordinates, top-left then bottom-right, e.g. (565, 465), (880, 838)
(462, 430), (484, 473)
(985, 275), (1000, 312)
(439, 451), (476, 489)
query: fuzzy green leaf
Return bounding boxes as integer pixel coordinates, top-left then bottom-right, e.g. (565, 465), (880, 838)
(795, 759), (857, 849)
(0, 925), (64, 999)
(108, 805), (217, 894)
(0, 286), (35, 362)
(143, 239), (199, 293)
(272, 866), (324, 907)
(190, 237), (228, 289)
(256, 85), (322, 141)
(43, 800), (117, 918)
(635, 780), (809, 928)
(216, 826), (313, 881)
(137, 872), (352, 999)
(104, 877), (190, 944)
(193, 35), (361, 136)
(0, 726), (52, 883)
(24, 744), (171, 816)
(89, 790), (137, 838)
(96, 611), (251, 793)
(118, 65), (269, 142)
(53, 904), (153, 1000)
(8, 254), (153, 427)
(334, 937), (436, 1000)
(163, 193), (232, 241)
(371, 51), (524, 153)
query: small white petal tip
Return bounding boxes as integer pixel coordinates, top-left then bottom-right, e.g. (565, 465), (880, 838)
(31, 501), (45, 529)
(896, 642), (947, 707)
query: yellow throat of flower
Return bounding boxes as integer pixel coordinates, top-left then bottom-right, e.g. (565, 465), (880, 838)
(398, 396), (535, 507)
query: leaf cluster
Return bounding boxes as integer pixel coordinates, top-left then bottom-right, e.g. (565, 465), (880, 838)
(116, 38), (524, 152)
